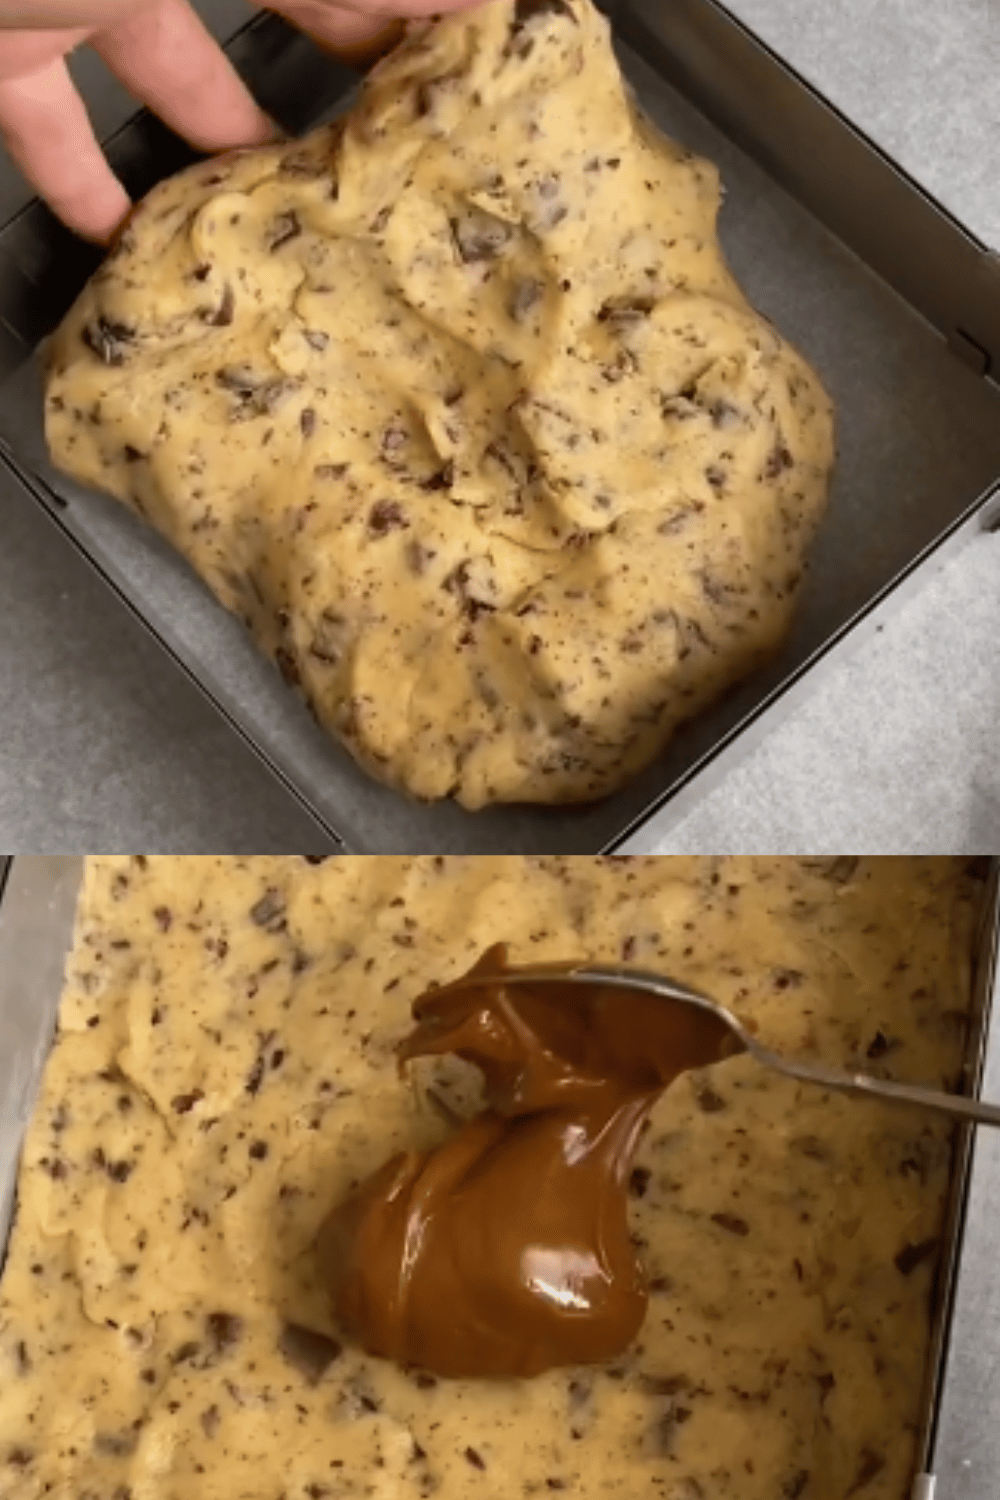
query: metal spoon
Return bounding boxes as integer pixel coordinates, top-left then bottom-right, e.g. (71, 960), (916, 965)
(482, 962), (1000, 1129)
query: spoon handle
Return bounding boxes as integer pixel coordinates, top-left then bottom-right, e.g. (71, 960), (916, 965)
(756, 1046), (1000, 1128)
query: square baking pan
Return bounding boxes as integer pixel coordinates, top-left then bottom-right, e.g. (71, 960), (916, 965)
(1, 0), (1000, 854)
(0, 854), (997, 1500)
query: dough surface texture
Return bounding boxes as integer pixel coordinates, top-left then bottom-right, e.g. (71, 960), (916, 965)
(45, 0), (835, 808)
(0, 855), (980, 1500)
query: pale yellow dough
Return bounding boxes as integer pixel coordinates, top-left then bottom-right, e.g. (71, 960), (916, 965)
(44, 0), (834, 809)
(0, 856), (981, 1500)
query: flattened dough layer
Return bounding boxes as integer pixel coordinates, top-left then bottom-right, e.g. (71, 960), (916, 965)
(45, 1), (835, 808)
(0, 856), (980, 1500)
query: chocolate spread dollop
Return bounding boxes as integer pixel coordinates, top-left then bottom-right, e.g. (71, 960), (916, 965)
(318, 945), (741, 1380)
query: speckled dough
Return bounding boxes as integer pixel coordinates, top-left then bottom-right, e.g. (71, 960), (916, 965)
(45, 1), (833, 810)
(0, 856), (982, 1500)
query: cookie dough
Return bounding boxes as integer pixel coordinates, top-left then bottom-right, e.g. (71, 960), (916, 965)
(0, 856), (981, 1500)
(44, 0), (835, 809)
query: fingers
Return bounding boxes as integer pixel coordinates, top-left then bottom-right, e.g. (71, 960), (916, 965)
(92, 0), (276, 154)
(309, 0), (482, 15)
(0, 54), (130, 238)
(0, 0), (138, 31)
(272, 0), (399, 60)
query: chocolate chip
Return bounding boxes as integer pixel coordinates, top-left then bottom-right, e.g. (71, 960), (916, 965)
(171, 1341), (201, 1364)
(248, 1140), (268, 1161)
(464, 1448), (486, 1470)
(153, 906), (172, 932)
(6, 1447), (32, 1468)
(710, 1212), (749, 1236)
(300, 408), (316, 438)
(894, 1238), (938, 1276)
(107, 1159), (133, 1183)
(303, 856), (330, 865)
(278, 1323), (344, 1383)
(783, 1473), (810, 1499)
(200, 1405), (220, 1438)
(123, 445), (145, 463)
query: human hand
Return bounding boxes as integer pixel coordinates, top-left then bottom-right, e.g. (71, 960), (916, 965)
(0, 0), (479, 241)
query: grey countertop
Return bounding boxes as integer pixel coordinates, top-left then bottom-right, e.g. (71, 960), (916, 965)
(1, 0), (1000, 852)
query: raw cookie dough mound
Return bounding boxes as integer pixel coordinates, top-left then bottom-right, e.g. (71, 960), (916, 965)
(45, 0), (835, 809)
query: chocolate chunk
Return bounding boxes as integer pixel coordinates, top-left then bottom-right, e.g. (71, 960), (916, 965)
(94, 1431), (138, 1457)
(368, 500), (409, 536)
(248, 1140), (269, 1160)
(464, 1447), (486, 1470)
(866, 1031), (899, 1060)
(710, 1212), (749, 1236)
(250, 889), (286, 930)
(512, 0), (576, 29)
(6, 1447), (32, 1467)
(764, 443), (795, 478)
(806, 856), (860, 884)
(268, 211), (302, 251)
(655, 1405), (692, 1456)
(894, 1238), (938, 1276)
(847, 1450), (885, 1495)
(450, 207), (513, 263)
(629, 1167), (652, 1199)
(171, 1090), (203, 1115)
(205, 1312), (243, 1356)
(208, 285), (235, 327)
(694, 1084), (726, 1113)
(508, 279), (545, 322)
(275, 647), (301, 687)
(640, 1374), (690, 1397)
(598, 295), (655, 326)
(82, 316), (135, 366)
(278, 1322), (344, 1383)
(245, 1053), (267, 1096)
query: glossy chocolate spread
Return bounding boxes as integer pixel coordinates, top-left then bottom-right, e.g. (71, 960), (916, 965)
(318, 945), (740, 1379)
